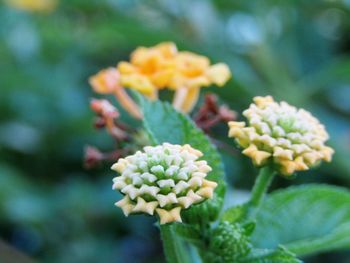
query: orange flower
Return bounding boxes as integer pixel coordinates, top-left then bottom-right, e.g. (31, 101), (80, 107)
(117, 42), (178, 99)
(117, 42), (232, 113)
(89, 42), (232, 117)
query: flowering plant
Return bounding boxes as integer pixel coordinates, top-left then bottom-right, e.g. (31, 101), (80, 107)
(85, 43), (350, 263)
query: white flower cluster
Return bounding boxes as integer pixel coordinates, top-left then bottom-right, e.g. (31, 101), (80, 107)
(112, 143), (217, 224)
(228, 96), (334, 175)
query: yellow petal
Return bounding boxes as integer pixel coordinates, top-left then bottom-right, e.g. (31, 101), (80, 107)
(228, 127), (245, 139)
(302, 152), (319, 165)
(294, 156), (309, 171)
(172, 87), (200, 113)
(253, 96), (274, 108)
(111, 159), (127, 173)
(151, 69), (174, 88)
(242, 144), (271, 166)
(279, 160), (296, 176)
(273, 147), (294, 160)
(89, 67), (120, 94)
(120, 74), (155, 95)
(114, 87), (143, 119)
(155, 42), (178, 58)
(321, 146), (334, 162)
(202, 179), (218, 189)
(253, 151), (272, 166)
(206, 63), (232, 87)
(196, 187), (215, 199)
(228, 121), (246, 129)
(117, 62), (136, 74)
(6, 0), (57, 12)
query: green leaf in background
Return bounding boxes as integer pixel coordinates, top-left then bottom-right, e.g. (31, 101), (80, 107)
(221, 203), (249, 223)
(242, 246), (302, 263)
(174, 224), (203, 247)
(137, 93), (226, 223)
(252, 184), (350, 257)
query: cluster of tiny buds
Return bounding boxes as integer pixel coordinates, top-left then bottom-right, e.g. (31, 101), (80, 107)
(112, 143), (217, 224)
(228, 96), (334, 175)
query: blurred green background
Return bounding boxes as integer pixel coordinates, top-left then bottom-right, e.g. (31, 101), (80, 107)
(1, 0), (350, 262)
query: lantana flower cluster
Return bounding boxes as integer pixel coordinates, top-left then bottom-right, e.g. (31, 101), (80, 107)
(112, 143), (217, 224)
(228, 96), (334, 175)
(89, 42), (231, 116)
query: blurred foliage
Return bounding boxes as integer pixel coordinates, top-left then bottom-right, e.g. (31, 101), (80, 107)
(0, 0), (350, 262)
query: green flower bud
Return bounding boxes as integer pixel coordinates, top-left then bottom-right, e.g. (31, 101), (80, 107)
(208, 222), (252, 263)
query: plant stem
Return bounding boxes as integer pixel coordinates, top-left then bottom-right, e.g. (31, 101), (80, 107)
(248, 166), (275, 219)
(160, 224), (190, 263)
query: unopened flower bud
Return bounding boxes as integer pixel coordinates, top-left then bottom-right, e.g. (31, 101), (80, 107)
(112, 143), (217, 224)
(228, 96), (334, 175)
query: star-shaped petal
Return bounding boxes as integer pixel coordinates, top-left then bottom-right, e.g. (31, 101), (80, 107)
(294, 156), (308, 171)
(253, 96), (273, 107)
(279, 160), (296, 175)
(112, 177), (127, 190)
(115, 196), (135, 216)
(202, 179), (218, 189)
(111, 159), (128, 173)
(156, 207), (182, 224)
(321, 146), (334, 162)
(139, 185), (160, 197)
(173, 181), (190, 194)
(178, 189), (203, 208)
(196, 187), (215, 199)
(132, 197), (158, 215)
(242, 144), (271, 166)
(121, 185), (140, 200)
(273, 146), (294, 160)
(188, 177), (202, 188)
(156, 193), (178, 207)
(302, 152), (319, 165)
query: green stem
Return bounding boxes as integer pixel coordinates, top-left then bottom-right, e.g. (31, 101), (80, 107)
(248, 166), (275, 219)
(160, 224), (190, 263)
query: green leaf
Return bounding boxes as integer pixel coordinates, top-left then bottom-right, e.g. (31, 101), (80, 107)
(242, 246), (302, 263)
(252, 184), (350, 257)
(298, 56), (350, 98)
(242, 221), (256, 236)
(137, 93), (226, 222)
(221, 203), (249, 223)
(174, 224), (203, 247)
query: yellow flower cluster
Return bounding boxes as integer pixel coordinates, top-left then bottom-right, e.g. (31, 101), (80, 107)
(228, 96), (334, 176)
(112, 143), (217, 224)
(89, 42), (231, 116)
(5, 0), (57, 12)
(118, 42), (230, 92)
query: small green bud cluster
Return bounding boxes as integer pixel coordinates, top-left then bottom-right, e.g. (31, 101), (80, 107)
(209, 222), (252, 263)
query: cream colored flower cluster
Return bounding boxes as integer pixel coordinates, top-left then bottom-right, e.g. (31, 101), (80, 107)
(228, 96), (334, 175)
(112, 143), (217, 224)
